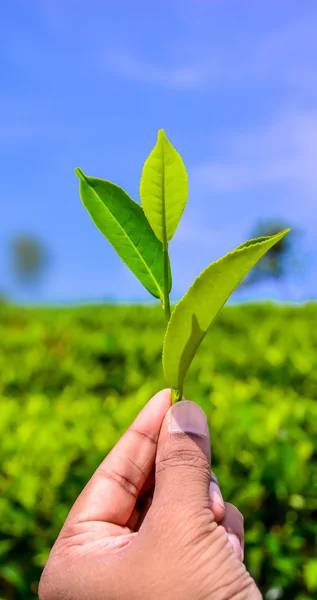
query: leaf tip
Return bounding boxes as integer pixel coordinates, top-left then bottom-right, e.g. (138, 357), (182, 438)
(74, 167), (85, 182)
(157, 128), (167, 143)
(277, 227), (291, 241)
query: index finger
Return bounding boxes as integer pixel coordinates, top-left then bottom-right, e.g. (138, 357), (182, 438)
(66, 389), (171, 527)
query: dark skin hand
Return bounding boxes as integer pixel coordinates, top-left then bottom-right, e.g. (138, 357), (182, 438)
(39, 390), (262, 599)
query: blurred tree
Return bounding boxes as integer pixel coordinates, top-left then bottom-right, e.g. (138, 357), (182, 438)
(10, 235), (49, 287)
(243, 220), (297, 288)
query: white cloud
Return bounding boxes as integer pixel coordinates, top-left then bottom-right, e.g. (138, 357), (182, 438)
(191, 110), (317, 199)
(104, 52), (208, 89)
(100, 14), (317, 91)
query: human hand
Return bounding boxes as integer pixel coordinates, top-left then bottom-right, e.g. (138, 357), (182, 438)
(39, 390), (261, 599)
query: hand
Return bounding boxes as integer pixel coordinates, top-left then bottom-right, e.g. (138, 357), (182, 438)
(39, 390), (261, 599)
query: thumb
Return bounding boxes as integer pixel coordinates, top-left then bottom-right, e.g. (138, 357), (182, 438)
(154, 400), (212, 511)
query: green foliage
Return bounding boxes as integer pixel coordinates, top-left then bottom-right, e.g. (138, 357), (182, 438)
(139, 129), (188, 243)
(75, 168), (171, 300)
(77, 130), (289, 398)
(0, 303), (316, 599)
(303, 559), (317, 592)
(163, 230), (289, 398)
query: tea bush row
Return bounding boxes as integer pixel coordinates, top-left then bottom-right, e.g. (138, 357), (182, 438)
(0, 303), (316, 599)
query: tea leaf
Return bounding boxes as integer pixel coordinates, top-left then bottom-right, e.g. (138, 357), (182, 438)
(140, 129), (188, 243)
(163, 229), (290, 397)
(75, 168), (171, 300)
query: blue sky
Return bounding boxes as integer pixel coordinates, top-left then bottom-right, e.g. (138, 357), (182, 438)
(1, 0), (316, 304)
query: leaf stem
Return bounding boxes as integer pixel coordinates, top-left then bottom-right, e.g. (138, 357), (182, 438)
(172, 388), (182, 403)
(163, 243), (171, 323)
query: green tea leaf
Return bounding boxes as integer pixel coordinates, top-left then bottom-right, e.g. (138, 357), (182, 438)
(140, 129), (188, 243)
(75, 168), (171, 300)
(163, 229), (290, 397)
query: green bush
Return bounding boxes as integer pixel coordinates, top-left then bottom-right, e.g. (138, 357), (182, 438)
(0, 303), (316, 599)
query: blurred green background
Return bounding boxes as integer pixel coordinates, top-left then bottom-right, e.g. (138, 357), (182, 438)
(0, 302), (316, 599)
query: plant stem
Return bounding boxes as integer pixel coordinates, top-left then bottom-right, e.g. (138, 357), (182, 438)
(163, 243), (171, 323)
(172, 388), (182, 403)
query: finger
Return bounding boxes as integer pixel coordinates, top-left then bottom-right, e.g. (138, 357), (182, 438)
(220, 502), (244, 561)
(130, 490), (154, 530)
(153, 400), (212, 512)
(209, 472), (225, 522)
(126, 476), (155, 531)
(66, 389), (171, 527)
(139, 469), (155, 497)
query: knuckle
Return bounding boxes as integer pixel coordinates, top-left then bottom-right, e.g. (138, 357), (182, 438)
(157, 444), (210, 479)
(96, 465), (139, 499)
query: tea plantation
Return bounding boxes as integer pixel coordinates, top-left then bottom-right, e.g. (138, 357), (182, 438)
(0, 302), (316, 599)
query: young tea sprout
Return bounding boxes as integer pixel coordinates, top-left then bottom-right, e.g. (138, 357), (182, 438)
(75, 130), (289, 403)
